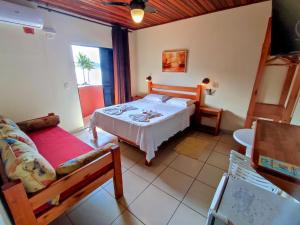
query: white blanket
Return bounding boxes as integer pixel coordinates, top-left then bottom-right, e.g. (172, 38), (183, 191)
(90, 99), (195, 162)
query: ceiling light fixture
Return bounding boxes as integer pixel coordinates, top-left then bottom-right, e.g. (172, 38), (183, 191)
(131, 8), (144, 23)
(103, 0), (157, 24)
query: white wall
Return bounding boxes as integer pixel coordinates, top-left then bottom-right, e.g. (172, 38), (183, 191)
(0, 9), (112, 131)
(131, 1), (284, 131)
(0, 2), (298, 131)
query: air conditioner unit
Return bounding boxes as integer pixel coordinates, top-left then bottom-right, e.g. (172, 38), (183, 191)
(0, 0), (43, 29)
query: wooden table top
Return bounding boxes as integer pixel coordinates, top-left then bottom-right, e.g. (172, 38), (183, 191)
(252, 120), (300, 200)
(253, 120), (300, 167)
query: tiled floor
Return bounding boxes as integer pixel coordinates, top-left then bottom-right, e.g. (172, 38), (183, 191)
(50, 128), (238, 225)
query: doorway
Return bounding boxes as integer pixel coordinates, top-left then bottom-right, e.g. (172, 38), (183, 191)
(71, 45), (105, 128)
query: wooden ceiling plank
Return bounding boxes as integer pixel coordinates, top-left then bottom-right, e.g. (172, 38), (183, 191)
(209, 0), (224, 9)
(150, 0), (186, 19)
(41, 0), (157, 28)
(36, 0), (268, 30)
(40, 0), (138, 28)
(183, 0), (206, 15)
(225, 0), (235, 7)
(216, 0), (230, 8)
(192, 0), (210, 12)
(197, 0), (216, 11)
(68, 0), (135, 21)
(91, 0), (169, 27)
(167, 0), (199, 17)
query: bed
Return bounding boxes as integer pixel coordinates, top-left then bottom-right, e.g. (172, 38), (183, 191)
(91, 82), (202, 165)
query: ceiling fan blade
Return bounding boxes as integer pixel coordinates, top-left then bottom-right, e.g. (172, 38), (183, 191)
(144, 5), (157, 13)
(102, 2), (129, 7)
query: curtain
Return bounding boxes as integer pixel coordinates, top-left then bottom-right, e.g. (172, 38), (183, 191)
(112, 26), (132, 104)
(100, 48), (115, 106)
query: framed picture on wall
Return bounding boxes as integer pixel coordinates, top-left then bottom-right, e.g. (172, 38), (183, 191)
(162, 49), (188, 72)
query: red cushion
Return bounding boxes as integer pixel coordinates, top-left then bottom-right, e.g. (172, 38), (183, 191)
(28, 126), (93, 169)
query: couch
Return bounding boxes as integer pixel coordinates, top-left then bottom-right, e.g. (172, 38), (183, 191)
(0, 113), (123, 225)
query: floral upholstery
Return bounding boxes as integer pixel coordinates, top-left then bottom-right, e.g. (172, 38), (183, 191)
(56, 143), (115, 175)
(0, 115), (19, 129)
(0, 114), (114, 200)
(0, 123), (37, 150)
(0, 138), (56, 193)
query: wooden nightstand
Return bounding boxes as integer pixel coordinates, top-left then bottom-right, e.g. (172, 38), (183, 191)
(198, 106), (223, 135)
(132, 95), (146, 101)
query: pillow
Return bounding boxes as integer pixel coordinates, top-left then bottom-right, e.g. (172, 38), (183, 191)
(0, 138), (56, 193)
(143, 94), (170, 103)
(0, 115), (19, 129)
(16, 114), (60, 133)
(165, 98), (196, 107)
(56, 143), (115, 175)
(0, 123), (37, 150)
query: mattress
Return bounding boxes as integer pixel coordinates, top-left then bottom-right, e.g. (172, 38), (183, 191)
(28, 126), (93, 169)
(91, 99), (195, 162)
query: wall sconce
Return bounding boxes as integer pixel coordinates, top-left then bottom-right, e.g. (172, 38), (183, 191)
(201, 78), (216, 95)
(146, 75), (152, 82)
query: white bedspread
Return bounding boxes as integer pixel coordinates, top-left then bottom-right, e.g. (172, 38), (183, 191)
(90, 99), (195, 162)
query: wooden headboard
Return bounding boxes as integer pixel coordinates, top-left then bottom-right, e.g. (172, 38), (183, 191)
(147, 81), (202, 103)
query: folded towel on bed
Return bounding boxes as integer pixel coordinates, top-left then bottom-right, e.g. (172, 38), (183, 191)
(103, 105), (138, 115)
(129, 110), (163, 122)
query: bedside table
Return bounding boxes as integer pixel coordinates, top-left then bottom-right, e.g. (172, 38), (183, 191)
(132, 95), (146, 101)
(198, 106), (223, 135)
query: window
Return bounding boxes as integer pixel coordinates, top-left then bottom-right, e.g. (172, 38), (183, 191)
(71, 45), (102, 86)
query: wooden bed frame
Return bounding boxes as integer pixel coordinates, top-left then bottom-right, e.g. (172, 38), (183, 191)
(0, 117), (123, 225)
(93, 82), (202, 166)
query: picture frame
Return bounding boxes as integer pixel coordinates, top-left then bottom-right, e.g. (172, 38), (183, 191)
(162, 49), (188, 72)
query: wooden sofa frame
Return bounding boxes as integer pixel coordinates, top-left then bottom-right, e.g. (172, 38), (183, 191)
(92, 82), (202, 166)
(0, 115), (123, 225)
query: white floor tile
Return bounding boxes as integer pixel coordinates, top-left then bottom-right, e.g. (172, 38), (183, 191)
(169, 155), (204, 177)
(104, 170), (149, 206)
(168, 204), (207, 225)
(153, 167), (193, 201)
(49, 214), (72, 225)
(193, 131), (221, 142)
(197, 164), (225, 188)
(207, 152), (229, 170)
(197, 148), (214, 162)
(174, 136), (215, 162)
(129, 185), (180, 225)
(122, 166), (128, 173)
(74, 128), (117, 148)
(183, 180), (215, 216)
(219, 133), (236, 145)
(112, 210), (144, 225)
(155, 148), (178, 166)
(68, 189), (124, 225)
(130, 161), (167, 183)
(214, 142), (236, 156)
(120, 144), (144, 169)
(68, 128), (236, 225)
(65, 186), (102, 214)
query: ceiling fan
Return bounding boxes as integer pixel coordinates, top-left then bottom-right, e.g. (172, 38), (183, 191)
(102, 0), (157, 24)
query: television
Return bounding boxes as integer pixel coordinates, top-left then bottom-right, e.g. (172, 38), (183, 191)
(271, 0), (300, 56)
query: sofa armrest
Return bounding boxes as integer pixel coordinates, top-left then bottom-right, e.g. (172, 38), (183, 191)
(17, 113), (60, 133)
(56, 143), (116, 175)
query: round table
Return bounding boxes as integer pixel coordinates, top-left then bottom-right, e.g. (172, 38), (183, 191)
(233, 128), (254, 157)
